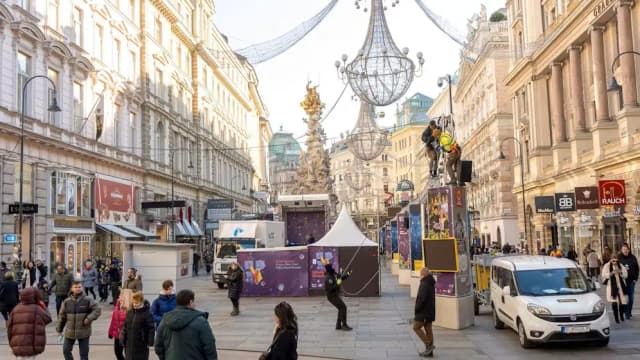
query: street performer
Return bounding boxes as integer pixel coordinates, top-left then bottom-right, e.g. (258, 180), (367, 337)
(322, 258), (352, 331)
(421, 120), (441, 178)
(433, 129), (462, 186)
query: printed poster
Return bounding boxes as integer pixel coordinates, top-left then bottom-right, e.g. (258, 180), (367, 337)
(426, 187), (452, 238)
(398, 215), (410, 269)
(238, 249), (309, 297)
(308, 247), (339, 290)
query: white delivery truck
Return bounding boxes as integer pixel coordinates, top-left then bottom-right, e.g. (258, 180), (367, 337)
(212, 220), (285, 288)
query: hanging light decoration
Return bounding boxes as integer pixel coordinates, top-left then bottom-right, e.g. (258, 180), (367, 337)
(335, 0), (424, 106)
(346, 100), (388, 161)
(345, 159), (373, 191)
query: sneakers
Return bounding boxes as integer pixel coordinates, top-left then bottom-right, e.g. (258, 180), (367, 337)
(230, 307), (239, 316)
(419, 345), (435, 357)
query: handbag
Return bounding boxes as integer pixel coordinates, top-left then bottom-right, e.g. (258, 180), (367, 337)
(259, 331), (282, 360)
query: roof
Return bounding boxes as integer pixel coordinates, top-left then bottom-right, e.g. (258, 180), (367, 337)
(309, 206), (378, 248)
(492, 256), (580, 271)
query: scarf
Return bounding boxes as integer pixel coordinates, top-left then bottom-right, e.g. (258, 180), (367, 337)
(609, 262), (628, 302)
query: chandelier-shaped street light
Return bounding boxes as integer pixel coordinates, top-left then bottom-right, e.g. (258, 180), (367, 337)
(335, 0), (424, 106)
(345, 159), (373, 191)
(347, 100), (388, 161)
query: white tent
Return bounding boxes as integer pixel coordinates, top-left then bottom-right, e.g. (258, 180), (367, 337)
(311, 206), (378, 247)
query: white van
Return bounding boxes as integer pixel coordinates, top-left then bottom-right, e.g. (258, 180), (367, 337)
(490, 256), (610, 348)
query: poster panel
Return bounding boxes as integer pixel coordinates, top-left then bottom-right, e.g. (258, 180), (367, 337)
(238, 249), (309, 296)
(95, 175), (136, 225)
(434, 272), (455, 296)
(409, 205), (422, 271)
(308, 247), (339, 290)
(398, 214), (410, 269)
(391, 221), (398, 257)
(426, 187), (452, 238)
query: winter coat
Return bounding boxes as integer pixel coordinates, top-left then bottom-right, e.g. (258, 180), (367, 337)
(602, 261), (629, 304)
(82, 267), (98, 288)
(23, 267), (36, 288)
(121, 301), (155, 360)
(415, 273), (436, 322)
(268, 328), (298, 360)
(324, 265), (348, 298)
(51, 271), (73, 297)
(587, 252), (600, 268)
(98, 269), (111, 285)
(123, 277), (143, 292)
(36, 264), (48, 281)
(0, 279), (20, 313)
(619, 253), (639, 282)
(108, 300), (128, 339)
(154, 306), (217, 360)
(7, 288), (52, 357)
(151, 293), (176, 327)
(226, 268), (243, 300)
(56, 292), (102, 339)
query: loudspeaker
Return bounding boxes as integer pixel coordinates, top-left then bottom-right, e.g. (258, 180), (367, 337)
(460, 160), (472, 183)
(403, 215), (409, 229)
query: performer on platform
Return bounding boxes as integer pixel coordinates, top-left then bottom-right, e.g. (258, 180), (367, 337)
(432, 129), (462, 186)
(323, 258), (352, 331)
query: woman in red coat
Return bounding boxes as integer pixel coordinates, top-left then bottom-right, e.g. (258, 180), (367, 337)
(108, 291), (131, 360)
(7, 287), (52, 358)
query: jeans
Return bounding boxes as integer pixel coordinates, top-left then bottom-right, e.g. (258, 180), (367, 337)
(426, 146), (439, 177)
(626, 280), (636, 318)
(412, 320), (434, 349)
(85, 287), (96, 300)
(63, 337), (89, 360)
(113, 338), (125, 360)
(55, 295), (67, 317)
(328, 295), (347, 328)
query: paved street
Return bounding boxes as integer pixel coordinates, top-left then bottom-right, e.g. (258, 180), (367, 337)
(2, 262), (640, 359)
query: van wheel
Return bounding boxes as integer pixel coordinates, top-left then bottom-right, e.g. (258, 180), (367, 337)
(217, 282), (225, 289)
(594, 338), (609, 347)
(518, 320), (534, 349)
(492, 305), (504, 329)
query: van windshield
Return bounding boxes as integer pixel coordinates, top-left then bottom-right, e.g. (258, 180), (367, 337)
(514, 268), (589, 296)
(217, 243), (237, 258)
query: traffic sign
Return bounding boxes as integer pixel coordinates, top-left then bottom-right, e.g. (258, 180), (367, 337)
(3, 234), (17, 243)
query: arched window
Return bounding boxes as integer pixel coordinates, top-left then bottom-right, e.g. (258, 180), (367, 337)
(156, 121), (165, 163)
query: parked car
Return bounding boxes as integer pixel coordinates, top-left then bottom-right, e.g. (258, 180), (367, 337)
(490, 256), (609, 348)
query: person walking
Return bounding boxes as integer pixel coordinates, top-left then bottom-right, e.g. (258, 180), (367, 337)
(23, 261), (37, 288)
(587, 250), (601, 284)
(50, 265), (73, 316)
(413, 268), (436, 357)
(0, 272), (20, 321)
(602, 254), (629, 324)
(602, 245), (612, 265)
(193, 252), (201, 276)
(7, 287), (52, 359)
(567, 246), (578, 262)
(154, 289), (217, 360)
(0, 261), (8, 280)
(204, 250), (213, 276)
(35, 260), (48, 282)
(121, 292), (155, 360)
(98, 264), (110, 302)
(261, 302), (298, 360)
(151, 280), (176, 328)
(226, 263), (243, 316)
(81, 261), (98, 300)
(619, 244), (639, 319)
(323, 260), (352, 331)
(108, 263), (122, 305)
(123, 268), (142, 292)
(108, 292), (131, 360)
(56, 281), (102, 360)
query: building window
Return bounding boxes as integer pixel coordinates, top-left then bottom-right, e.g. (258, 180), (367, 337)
(50, 172), (91, 217)
(47, 68), (59, 126)
(113, 39), (121, 72)
(155, 18), (162, 43)
(47, 0), (59, 30)
(17, 52), (31, 114)
(383, 167), (388, 177)
(156, 121), (165, 163)
(155, 69), (163, 98)
(113, 104), (120, 147)
(129, 112), (136, 150)
(73, 82), (83, 133)
(73, 7), (83, 45)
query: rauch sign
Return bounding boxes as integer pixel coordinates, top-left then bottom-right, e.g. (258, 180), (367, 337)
(598, 180), (626, 206)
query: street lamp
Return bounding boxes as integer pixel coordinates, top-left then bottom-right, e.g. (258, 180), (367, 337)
(437, 74), (454, 134)
(607, 50), (640, 93)
(18, 75), (61, 280)
(498, 137), (528, 253)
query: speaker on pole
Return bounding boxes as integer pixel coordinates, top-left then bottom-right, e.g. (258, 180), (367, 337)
(460, 160), (473, 183)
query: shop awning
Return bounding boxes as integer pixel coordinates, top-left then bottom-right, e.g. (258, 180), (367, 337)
(96, 224), (140, 239)
(182, 221), (197, 237)
(121, 225), (160, 240)
(191, 221), (204, 237)
(174, 222), (188, 237)
(54, 228), (96, 235)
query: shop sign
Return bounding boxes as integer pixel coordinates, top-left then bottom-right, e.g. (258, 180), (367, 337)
(534, 196), (555, 213)
(575, 187), (599, 209)
(603, 207), (622, 218)
(555, 193), (576, 212)
(95, 175), (136, 225)
(598, 180), (626, 206)
(3, 234), (17, 243)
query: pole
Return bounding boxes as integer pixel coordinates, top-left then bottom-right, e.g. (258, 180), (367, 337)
(18, 81), (26, 277)
(519, 141), (528, 253)
(447, 74), (454, 136)
(171, 147), (175, 242)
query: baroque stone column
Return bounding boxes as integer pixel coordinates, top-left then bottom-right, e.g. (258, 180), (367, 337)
(568, 46), (586, 132)
(590, 26), (610, 121)
(617, 1), (637, 107)
(550, 62), (567, 144)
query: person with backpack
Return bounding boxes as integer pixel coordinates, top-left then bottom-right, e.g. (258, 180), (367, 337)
(151, 280), (176, 328)
(7, 287), (52, 358)
(120, 292), (155, 360)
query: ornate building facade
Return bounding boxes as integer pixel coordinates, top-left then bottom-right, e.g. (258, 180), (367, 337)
(505, 0), (640, 256)
(0, 0), (270, 276)
(268, 128), (302, 200)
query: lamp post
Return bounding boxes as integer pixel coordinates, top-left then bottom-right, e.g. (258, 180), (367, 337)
(18, 75), (61, 280)
(607, 50), (640, 93)
(168, 146), (194, 242)
(498, 137), (528, 253)
(437, 74), (454, 135)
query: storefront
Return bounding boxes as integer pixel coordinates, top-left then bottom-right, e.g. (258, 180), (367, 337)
(601, 206), (626, 254)
(557, 214), (573, 253)
(575, 211), (599, 265)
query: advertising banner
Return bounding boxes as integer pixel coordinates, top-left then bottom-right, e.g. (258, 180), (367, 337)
(555, 192), (576, 212)
(534, 196), (555, 213)
(426, 187), (452, 238)
(391, 220), (398, 256)
(308, 247), (339, 290)
(575, 186), (599, 209)
(409, 204), (422, 271)
(434, 272), (456, 296)
(598, 180), (626, 206)
(385, 226), (392, 256)
(398, 217), (410, 269)
(238, 248), (309, 297)
(95, 175), (135, 225)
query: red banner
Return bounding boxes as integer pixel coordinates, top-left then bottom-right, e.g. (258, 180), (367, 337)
(96, 175), (135, 225)
(598, 180), (626, 206)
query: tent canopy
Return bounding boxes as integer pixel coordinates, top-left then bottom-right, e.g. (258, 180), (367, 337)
(310, 206), (378, 247)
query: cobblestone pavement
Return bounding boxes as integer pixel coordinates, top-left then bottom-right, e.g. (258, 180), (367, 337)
(1, 261), (640, 359)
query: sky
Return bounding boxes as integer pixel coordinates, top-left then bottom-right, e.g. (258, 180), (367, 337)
(214, 0), (506, 145)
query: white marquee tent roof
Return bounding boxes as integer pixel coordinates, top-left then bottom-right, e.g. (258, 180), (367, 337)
(309, 206), (378, 247)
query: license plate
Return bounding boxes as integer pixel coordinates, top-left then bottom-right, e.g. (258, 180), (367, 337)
(561, 326), (590, 334)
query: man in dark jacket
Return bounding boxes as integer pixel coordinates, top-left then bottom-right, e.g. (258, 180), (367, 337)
(0, 261), (8, 280)
(324, 261), (352, 331)
(35, 259), (48, 281)
(121, 292), (155, 360)
(50, 264), (73, 316)
(56, 281), (102, 360)
(108, 263), (122, 304)
(421, 121), (440, 178)
(413, 268), (436, 357)
(154, 289), (217, 360)
(619, 244), (639, 319)
(0, 272), (19, 320)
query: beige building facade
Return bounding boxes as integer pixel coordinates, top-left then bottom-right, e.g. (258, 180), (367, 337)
(505, 0), (640, 256)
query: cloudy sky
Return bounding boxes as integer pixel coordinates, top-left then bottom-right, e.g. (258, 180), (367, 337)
(214, 0), (506, 145)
